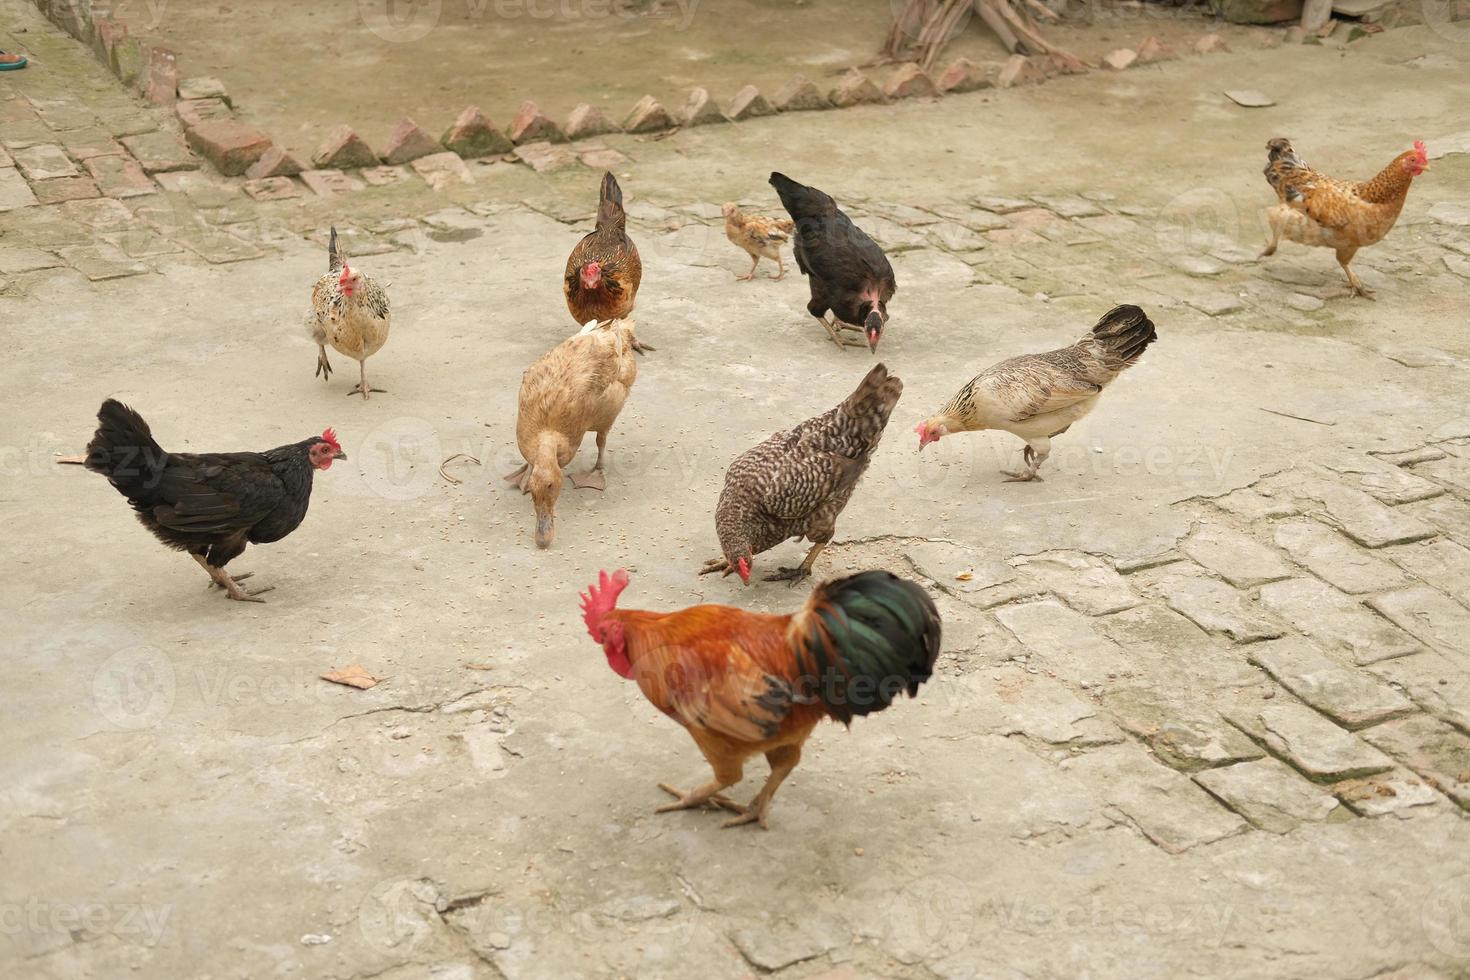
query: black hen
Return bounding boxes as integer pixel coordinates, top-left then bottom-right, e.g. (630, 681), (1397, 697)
(769, 172), (896, 353)
(83, 399), (345, 602)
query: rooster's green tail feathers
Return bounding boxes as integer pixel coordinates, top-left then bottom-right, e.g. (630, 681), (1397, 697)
(792, 570), (941, 725)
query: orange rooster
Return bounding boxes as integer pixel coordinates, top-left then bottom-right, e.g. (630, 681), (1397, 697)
(1260, 138), (1429, 299)
(581, 567), (941, 829)
(565, 172), (642, 325)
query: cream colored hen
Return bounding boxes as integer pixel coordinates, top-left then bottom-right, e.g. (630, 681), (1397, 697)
(915, 306), (1156, 482)
(505, 318), (654, 549)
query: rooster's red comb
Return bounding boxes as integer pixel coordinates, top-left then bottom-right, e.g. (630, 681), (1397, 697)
(321, 428), (341, 452)
(580, 569), (630, 638)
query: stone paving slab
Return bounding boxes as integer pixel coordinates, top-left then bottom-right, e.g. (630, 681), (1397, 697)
(1273, 517), (1410, 595)
(1249, 637), (1416, 730)
(994, 599), (1137, 688)
(1151, 565), (1283, 643)
(1259, 578), (1420, 665)
(1102, 687), (1265, 772)
(1063, 745), (1249, 853)
(1333, 769), (1442, 817)
(1194, 757), (1341, 833)
(1182, 524), (1295, 588)
(1368, 586), (1470, 661)
(1368, 652), (1470, 736)
(1012, 551), (1140, 616)
(1361, 716), (1470, 810)
(1387, 539), (1470, 607)
(1228, 702), (1396, 782)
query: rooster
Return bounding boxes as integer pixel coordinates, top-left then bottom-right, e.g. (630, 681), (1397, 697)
(82, 399), (345, 602)
(916, 305), (1156, 482)
(309, 226), (392, 398)
(565, 172), (642, 325)
(1260, 138), (1430, 299)
(769, 172), (896, 352)
(505, 318), (653, 549)
(722, 202), (794, 281)
(700, 363), (902, 585)
(581, 567), (940, 829)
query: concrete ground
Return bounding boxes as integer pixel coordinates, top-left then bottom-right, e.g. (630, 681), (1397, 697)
(3, 6), (1470, 979)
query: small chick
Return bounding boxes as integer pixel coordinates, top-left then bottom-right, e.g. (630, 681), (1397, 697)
(722, 203), (794, 282)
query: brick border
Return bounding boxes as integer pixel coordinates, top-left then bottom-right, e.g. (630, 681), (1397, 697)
(30, 1), (1241, 182)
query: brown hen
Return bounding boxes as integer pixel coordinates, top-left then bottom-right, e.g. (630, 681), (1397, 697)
(565, 172), (642, 325)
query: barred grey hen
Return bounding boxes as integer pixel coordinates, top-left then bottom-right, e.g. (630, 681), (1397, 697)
(699, 363), (903, 586)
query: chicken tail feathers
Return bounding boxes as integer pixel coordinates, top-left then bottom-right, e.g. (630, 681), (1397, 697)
(596, 171), (626, 235)
(328, 225), (342, 273)
(1090, 304), (1156, 368)
(84, 399), (168, 502)
(790, 571), (941, 725)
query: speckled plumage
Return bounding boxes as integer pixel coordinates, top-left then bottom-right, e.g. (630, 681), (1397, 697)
(709, 363), (902, 578)
(307, 227), (391, 397)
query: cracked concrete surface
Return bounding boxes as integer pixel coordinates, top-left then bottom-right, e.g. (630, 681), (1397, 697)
(3, 11), (1470, 980)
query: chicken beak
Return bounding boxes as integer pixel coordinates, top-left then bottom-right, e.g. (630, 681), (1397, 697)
(535, 515), (555, 549)
(864, 311), (884, 353)
(333, 450), (347, 461)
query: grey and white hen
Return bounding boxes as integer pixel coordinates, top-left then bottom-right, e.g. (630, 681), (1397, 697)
(699, 363), (903, 586)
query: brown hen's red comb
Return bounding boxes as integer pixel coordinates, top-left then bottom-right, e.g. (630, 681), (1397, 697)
(1414, 140), (1428, 166)
(321, 428), (341, 453)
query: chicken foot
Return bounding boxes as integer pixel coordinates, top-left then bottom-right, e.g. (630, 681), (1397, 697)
(193, 554), (272, 602)
(721, 745), (801, 830)
(698, 556), (738, 577)
(1002, 443), (1049, 482)
(656, 782), (745, 816)
(735, 253), (761, 282)
(764, 541), (826, 587)
(315, 345), (333, 381)
(773, 255), (786, 280)
(346, 360), (386, 400)
(570, 432), (608, 491)
(502, 463), (534, 493)
(818, 315), (868, 351)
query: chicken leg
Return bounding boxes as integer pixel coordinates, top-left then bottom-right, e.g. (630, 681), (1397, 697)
(773, 254), (786, 281)
(735, 253), (761, 282)
(570, 431), (608, 491)
(1337, 246), (1374, 300)
(193, 554), (272, 603)
(347, 359), (386, 399)
(721, 744), (802, 830)
(764, 541), (826, 586)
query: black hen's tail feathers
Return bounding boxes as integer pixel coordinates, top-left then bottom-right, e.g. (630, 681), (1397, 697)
(791, 570), (941, 725)
(1090, 304), (1157, 367)
(597, 171), (626, 234)
(85, 399), (168, 501)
